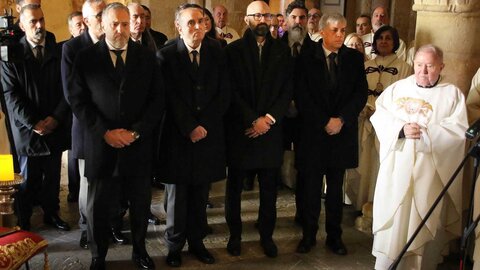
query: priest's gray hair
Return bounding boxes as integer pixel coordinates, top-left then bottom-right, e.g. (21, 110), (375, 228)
(319, 13), (346, 31)
(415, 44), (444, 63)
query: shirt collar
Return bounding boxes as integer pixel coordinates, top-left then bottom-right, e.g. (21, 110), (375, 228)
(322, 45), (338, 57)
(257, 39), (266, 47)
(105, 38), (128, 51)
(88, 30), (100, 44)
(26, 38), (45, 51)
(184, 40), (202, 54)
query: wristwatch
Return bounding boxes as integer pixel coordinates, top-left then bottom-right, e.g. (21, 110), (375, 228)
(131, 131), (140, 140)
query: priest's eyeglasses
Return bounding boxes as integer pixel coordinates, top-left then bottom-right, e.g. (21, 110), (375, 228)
(247, 13), (273, 21)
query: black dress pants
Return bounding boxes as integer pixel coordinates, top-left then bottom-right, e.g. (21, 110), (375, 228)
(87, 175), (150, 259)
(301, 167), (345, 240)
(225, 168), (278, 240)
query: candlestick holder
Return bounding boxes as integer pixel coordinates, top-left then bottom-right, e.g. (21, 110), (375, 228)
(0, 173), (23, 215)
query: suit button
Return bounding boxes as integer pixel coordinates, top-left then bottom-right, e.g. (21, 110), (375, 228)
(120, 112), (125, 116)
(196, 106), (201, 111)
(196, 85), (203, 91)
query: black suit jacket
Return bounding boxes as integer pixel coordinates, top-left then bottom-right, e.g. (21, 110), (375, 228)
(148, 28), (167, 49)
(1, 35), (70, 156)
(225, 29), (293, 169)
(296, 42), (368, 171)
(61, 31), (96, 159)
(156, 37), (230, 185)
(68, 39), (165, 179)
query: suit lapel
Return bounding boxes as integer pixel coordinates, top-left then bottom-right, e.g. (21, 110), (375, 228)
(96, 40), (118, 83)
(176, 39), (194, 107)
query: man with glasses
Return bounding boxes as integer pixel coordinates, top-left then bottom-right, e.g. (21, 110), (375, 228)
(307, 8), (322, 42)
(224, 0), (292, 258)
(62, 0), (108, 251)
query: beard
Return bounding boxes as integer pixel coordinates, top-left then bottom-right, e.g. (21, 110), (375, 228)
(31, 28), (46, 43)
(289, 25), (306, 42)
(252, 23), (269, 37)
(110, 32), (130, 48)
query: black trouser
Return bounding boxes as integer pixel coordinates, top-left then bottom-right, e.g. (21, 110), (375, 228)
(164, 183), (210, 252)
(87, 175), (151, 259)
(301, 167), (344, 240)
(17, 153), (62, 224)
(225, 168), (278, 240)
(67, 150), (80, 197)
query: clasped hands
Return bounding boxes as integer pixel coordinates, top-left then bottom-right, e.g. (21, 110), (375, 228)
(245, 116), (273, 138)
(325, 117), (343, 135)
(33, 116), (58, 136)
(190, 125), (207, 143)
(104, 129), (138, 148)
(403, 122), (422, 139)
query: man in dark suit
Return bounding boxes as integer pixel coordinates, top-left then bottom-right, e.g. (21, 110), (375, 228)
(2, 4), (70, 231)
(60, 11), (84, 204)
(295, 13), (367, 255)
(61, 0), (107, 250)
(279, 0), (316, 227)
(68, 3), (164, 269)
(142, 5), (168, 48)
(157, 3), (230, 267)
(224, 0), (293, 258)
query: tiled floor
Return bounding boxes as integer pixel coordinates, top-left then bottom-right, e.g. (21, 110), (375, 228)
(12, 161), (462, 270)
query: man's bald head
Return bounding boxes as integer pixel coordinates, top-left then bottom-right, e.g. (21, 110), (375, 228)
(371, 6), (389, 32)
(213, 4), (228, 28)
(246, 1), (270, 16)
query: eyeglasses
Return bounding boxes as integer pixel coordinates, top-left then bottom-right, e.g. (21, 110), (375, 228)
(247, 13), (272, 21)
(308, 13), (321, 19)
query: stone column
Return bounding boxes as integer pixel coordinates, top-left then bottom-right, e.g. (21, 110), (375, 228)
(413, 0), (480, 94)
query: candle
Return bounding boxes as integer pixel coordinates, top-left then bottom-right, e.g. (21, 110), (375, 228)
(0, 154), (14, 181)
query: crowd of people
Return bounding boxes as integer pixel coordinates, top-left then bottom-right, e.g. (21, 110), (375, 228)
(1, 0), (479, 270)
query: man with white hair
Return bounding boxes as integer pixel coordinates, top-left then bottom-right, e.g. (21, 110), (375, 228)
(362, 6), (406, 61)
(371, 44), (467, 269)
(307, 8), (322, 42)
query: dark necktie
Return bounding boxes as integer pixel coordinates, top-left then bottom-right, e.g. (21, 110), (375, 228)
(112, 50), (125, 76)
(35, 45), (43, 63)
(192, 50), (199, 72)
(258, 44), (263, 63)
(328, 52), (338, 88)
(292, 42), (300, 58)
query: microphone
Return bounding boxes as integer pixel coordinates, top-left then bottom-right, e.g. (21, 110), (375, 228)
(466, 119), (480, 140)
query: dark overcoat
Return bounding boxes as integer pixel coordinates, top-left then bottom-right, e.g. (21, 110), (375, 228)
(156, 37), (230, 185)
(68, 39), (164, 179)
(225, 29), (293, 169)
(2, 35), (70, 156)
(295, 42), (368, 171)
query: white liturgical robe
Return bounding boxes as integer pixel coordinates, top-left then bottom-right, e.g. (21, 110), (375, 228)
(371, 75), (468, 270)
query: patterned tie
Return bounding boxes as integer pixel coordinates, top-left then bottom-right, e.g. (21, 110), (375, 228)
(35, 45), (43, 63)
(191, 50), (199, 72)
(328, 52), (338, 89)
(112, 50), (125, 75)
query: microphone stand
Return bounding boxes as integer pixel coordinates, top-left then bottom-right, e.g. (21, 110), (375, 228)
(388, 140), (480, 270)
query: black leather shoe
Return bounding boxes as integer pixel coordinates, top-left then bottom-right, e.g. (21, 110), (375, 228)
(148, 212), (161, 225)
(226, 237), (241, 256)
(111, 228), (129, 245)
(166, 251), (181, 267)
(261, 238), (278, 258)
(206, 200), (214, 209)
(44, 214), (70, 231)
(325, 237), (347, 255)
(90, 258), (106, 270)
(80, 230), (89, 249)
(188, 245), (215, 264)
(132, 253), (155, 269)
(243, 178), (254, 191)
(296, 237), (316, 254)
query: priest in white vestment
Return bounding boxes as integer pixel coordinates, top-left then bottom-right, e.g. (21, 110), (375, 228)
(350, 25), (412, 211)
(371, 44), (468, 270)
(466, 67), (480, 270)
